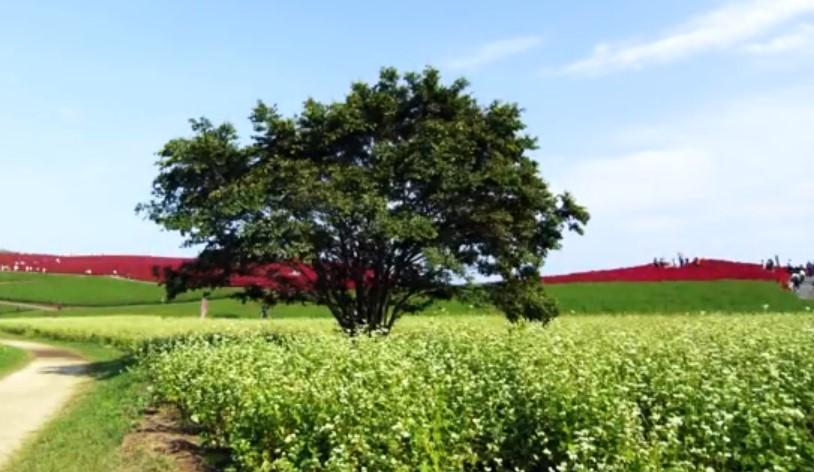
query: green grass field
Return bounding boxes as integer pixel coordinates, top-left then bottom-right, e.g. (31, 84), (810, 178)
(547, 279), (811, 313)
(0, 304), (32, 315)
(0, 343), (30, 379)
(0, 272), (809, 316)
(0, 297), (497, 321)
(0, 272), (235, 306)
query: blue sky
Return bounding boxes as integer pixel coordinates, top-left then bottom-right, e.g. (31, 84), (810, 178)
(1, 0), (812, 274)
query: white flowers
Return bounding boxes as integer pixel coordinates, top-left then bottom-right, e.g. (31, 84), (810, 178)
(5, 313), (814, 470)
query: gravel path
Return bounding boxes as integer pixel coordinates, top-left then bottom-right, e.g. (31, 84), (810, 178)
(798, 277), (814, 300)
(0, 340), (90, 466)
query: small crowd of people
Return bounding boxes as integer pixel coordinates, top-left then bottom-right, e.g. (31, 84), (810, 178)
(652, 253), (701, 268)
(785, 262), (814, 277)
(764, 255), (813, 291)
(0, 262), (48, 273)
(0, 258), (124, 278)
(789, 268), (809, 291)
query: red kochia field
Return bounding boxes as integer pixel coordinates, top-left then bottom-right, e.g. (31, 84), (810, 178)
(0, 252), (791, 288)
(0, 252), (313, 287)
(541, 259), (790, 286)
(0, 253), (187, 281)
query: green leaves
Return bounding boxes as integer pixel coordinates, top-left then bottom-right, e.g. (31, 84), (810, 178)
(139, 67), (589, 333)
(491, 278), (559, 324)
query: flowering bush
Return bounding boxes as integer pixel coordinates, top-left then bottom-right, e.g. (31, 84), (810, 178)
(141, 315), (814, 471)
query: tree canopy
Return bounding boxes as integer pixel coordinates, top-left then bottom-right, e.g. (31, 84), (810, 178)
(138, 67), (588, 334)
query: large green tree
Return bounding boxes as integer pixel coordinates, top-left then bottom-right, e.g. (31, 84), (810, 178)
(138, 67), (588, 334)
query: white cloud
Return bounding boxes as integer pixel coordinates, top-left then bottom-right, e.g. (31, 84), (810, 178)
(562, 0), (814, 75)
(446, 36), (542, 71)
(742, 23), (814, 53)
(544, 88), (814, 273)
(562, 149), (714, 216)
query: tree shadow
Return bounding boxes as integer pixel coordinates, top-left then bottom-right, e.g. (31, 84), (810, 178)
(40, 356), (135, 380)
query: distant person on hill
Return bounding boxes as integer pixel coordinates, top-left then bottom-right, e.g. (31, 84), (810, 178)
(260, 302), (270, 319)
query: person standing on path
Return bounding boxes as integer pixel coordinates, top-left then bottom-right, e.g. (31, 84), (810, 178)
(200, 294), (209, 319)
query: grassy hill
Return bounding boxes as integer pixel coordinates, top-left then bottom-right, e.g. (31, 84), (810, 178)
(547, 280), (809, 314)
(0, 271), (809, 319)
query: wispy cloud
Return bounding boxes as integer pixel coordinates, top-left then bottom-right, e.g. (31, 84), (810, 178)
(446, 36), (542, 71)
(742, 23), (814, 54)
(561, 0), (814, 75)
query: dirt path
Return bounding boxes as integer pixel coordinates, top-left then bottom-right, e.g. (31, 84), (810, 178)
(0, 340), (90, 466)
(0, 300), (56, 312)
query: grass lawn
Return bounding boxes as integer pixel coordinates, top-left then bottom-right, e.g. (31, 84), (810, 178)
(0, 304), (32, 315)
(0, 296), (498, 320)
(0, 272), (235, 306)
(548, 279), (810, 313)
(0, 276), (809, 321)
(0, 334), (171, 472)
(0, 271), (810, 316)
(0, 343), (30, 379)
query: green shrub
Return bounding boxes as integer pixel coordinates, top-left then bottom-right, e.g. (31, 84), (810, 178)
(492, 279), (559, 324)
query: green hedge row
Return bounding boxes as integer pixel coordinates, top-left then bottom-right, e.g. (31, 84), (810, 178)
(142, 316), (814, 471)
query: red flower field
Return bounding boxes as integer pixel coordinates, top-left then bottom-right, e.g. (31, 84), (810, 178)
(541, 259), (790, 287)
(0, 252), (791, 288)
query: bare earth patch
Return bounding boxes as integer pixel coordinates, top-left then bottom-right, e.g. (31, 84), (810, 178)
(121, 406), (219, 472)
